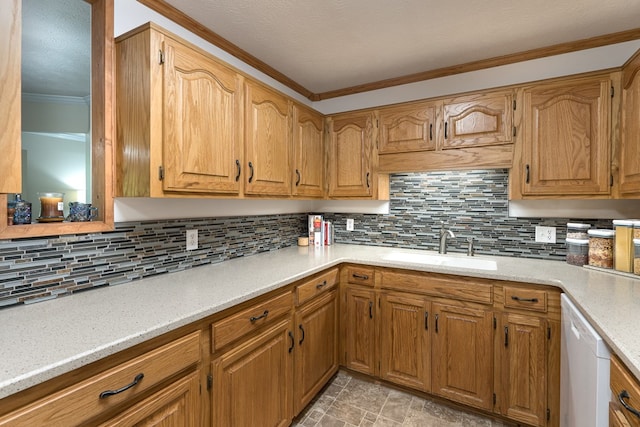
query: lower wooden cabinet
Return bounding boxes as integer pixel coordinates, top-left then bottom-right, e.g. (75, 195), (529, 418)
(211, 318), (294, 427)
(610, 354), (640, 427)
(379, 291), (430, 391)
(432, 301), (493, 411)
(343, 285), (377, 376)
(293, 289), (339, 413)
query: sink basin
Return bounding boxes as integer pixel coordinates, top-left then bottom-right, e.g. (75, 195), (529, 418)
(383, 252), (497, 271)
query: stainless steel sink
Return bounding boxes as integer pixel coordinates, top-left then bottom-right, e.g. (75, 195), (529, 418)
(382, 252), (497, 270)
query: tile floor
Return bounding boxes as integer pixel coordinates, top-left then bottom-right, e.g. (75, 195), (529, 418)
(292, 371), (513, 427)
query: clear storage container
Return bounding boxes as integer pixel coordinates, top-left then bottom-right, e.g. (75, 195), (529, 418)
(566, 238), (589, 266)
(634, 238), (640, 276)
(588, 229), (614, 269)
(567, 222), (591, 240)
(613, 220), (634, 273)
(634, 220), (640, 239)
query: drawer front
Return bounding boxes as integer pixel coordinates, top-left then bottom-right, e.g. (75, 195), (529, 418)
(211, 291), (293, 352)
(380, 270), (492, 304)
(345, 266), (375, 287)
(296, 268), (339, 306)
(503, 287), (547, 312)
(611, 355), (640, 427)
(0, 331), (200, 426)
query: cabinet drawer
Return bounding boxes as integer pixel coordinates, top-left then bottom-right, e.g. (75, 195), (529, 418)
(211, 291), (293, 352)
(296, 268), (338, 306)
(345, 266), (375, 287)
(0, 331), (200, 426)
(503, 287), (547, 312)
(611, 355), (640, 427)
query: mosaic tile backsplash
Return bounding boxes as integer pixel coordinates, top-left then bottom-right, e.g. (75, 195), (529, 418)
(0, 169), (613, 308)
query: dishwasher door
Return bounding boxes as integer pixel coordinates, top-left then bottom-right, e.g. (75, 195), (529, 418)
(560, 293), (611, 427)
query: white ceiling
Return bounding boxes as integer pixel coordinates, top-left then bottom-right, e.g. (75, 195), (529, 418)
(163, 0), (640, 95)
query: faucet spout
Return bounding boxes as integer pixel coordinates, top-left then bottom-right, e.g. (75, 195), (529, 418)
(439, 228), (455, 254)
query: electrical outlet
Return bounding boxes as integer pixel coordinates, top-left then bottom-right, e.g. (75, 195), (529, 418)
(346, 218), (354, 231)
(186, 229), (198, 250)
(535, 226), (556, 243)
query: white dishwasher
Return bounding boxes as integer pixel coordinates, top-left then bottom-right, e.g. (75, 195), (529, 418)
(561, 293), (611, 427)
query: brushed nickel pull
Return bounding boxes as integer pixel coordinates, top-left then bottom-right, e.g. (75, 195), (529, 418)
(249, 310), (269, 322)
(99, 373), (144, 399)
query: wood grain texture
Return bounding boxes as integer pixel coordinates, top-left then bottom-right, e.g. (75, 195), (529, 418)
(620, 49), (640, 196)
(0, 0), (21, 194)
(292, 104), (325, 198)
(295, 267), (338, 306)
(343, 286), (377, 376)
(378, 100), (440, 154)
(610, 354), (640, 427)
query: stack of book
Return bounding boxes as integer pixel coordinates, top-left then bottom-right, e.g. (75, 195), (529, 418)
(308, 214), (334, 247)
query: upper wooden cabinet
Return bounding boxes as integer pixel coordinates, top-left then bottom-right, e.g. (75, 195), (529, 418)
(244, 81), (292, 196)
(378, 90), (514, 173)
(327, 111), (388, 199)
(620, 49), (640, 197)
(292, 104), (324, 198)
(513, 74), (613, 198)
(116, 24), (243, 197)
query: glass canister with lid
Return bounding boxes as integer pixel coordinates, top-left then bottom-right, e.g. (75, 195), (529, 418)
(587, 229), (615, 269)
(566, 238), (589, 266)
(613, 219), (634, 273)
(567, 222), (591, 240)
(634, 238), (640, 275)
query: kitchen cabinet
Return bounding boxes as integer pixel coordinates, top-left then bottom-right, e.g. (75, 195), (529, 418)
(619, 48), (640, 197)
(343, 285), (378, 376)
(610, 354), (640, 427)
(513, 73), (612, 198)
(495, 285), (561, 427)
(431, 301), (493, 411)
(327, 111), (388, 199)
(0, 0), (114, 239)
(379, 291), (431, 391)
(244, 81), (292, 196)
(293, 289), (339, 413)
(211, 318), (294, 427)
(292, 104), (325, 198)
(116, 24), (243, 197)
(0, 331), (201, 426)
(377, 90), (515, 173)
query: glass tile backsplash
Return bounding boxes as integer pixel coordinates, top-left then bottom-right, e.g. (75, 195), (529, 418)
(0, 169), (613, 308)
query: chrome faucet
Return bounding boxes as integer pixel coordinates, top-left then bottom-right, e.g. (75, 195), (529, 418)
(439, 224), (455, 254)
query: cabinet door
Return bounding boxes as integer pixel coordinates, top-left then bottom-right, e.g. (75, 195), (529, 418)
(521, 76), (611, 196)
(244, 82), (292, 196)
(98, 372), (200, 427)
(212, 318), (293, 427)
(443, 91), (513, 149)
(294, 290), (339, 414)
(432, 302), (493, 411)
(379, 292), (431, 391)
(378, 101), (439, 154)
(343, 286), (377, 375)
(292, 104), (324, 198)
(163, 37), (243, 194)
(620, 50), (640, 196)
(500, 312), (547, 427)
(328, 112), (374, 197)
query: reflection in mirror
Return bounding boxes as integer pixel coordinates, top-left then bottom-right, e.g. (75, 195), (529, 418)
(20, 0), (91, 220)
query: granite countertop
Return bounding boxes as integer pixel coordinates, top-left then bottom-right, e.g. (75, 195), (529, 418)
(1, 243), (638, 400)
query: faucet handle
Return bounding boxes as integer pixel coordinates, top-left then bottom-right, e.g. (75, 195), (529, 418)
(467, 237), (474, 257)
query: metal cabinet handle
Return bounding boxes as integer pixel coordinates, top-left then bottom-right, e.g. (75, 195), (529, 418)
(434, 314), (439, 333)
(288, 331), (295, 353)
(619, 390), (640, 419)
(444, 122), (448, 139)
(504, 326), (509, 347)
(99, 373), (144, 399)
(511, 296), (539, 303)
(352, 273), (369, 280)
(429, 123), (433, 141)
(235, 159), (241, 182)
(424, 311), (429, 330)
(525, 164), (530, 184)
(369, 301), (373, 319)
(295, 169), (301, 186)
(299, 324), (305, 345)
(316, 280), (327, 289)
(248, 161), (254, 183)
(249, 310), (269, 322)
(366, 172), (370, 188)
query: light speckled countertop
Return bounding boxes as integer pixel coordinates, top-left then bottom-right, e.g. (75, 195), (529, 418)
(1, 244), (639, 400)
